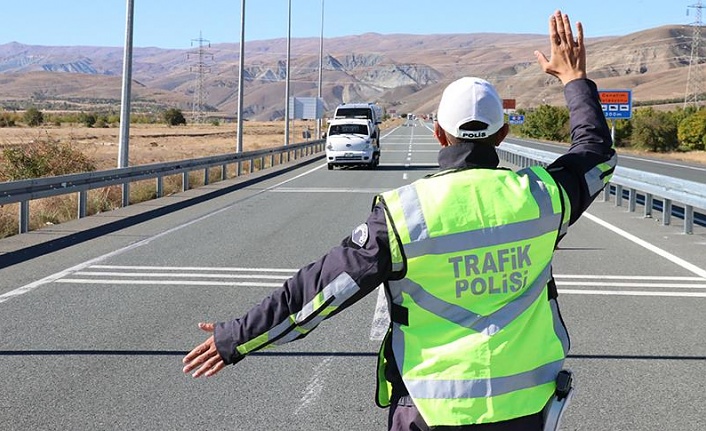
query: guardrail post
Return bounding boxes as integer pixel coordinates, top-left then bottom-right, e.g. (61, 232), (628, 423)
(628, 188), (637, 212)
(270, 154), (275, 167)
(182, 172), (189, 192)
(684, 205), (694, 235)
(121, 183), (130, 207)
(644, 194), (653, 218)
(78, 190), (87, 219)
(221, 164), (227, 181)
(603, 184), (611, 202)
(260, 156), (265, 170)
(19, 200), (30, 234)
(156, 177), (163, 198)
(204, 167), (210, 186)
(615, 185), (623, 207)
(663, 199), (672, 226)
(236, 161), (242, 177)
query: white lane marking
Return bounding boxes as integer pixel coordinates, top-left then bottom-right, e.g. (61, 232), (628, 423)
(294, 356), (334, 416)
(618, 154), (706, 172)
(381, 127), (400, 140)
(90, 265), (297, 272)
(403, 173), (408, 180)
(559, 282), (706, 289)
(74, 271), (293, 280)
(0, 165), (325, 305)
(555, 275), (704, 281)
(269, 188), (387, 194)
(558, 289), (706, 298)
(56, 279), (283, 287)
(583, 212), (706, 278)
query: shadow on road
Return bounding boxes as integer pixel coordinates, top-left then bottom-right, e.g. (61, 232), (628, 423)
(1, 350), (705, 361)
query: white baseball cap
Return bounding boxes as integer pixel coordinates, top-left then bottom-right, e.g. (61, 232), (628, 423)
(436, 77), (505, 140)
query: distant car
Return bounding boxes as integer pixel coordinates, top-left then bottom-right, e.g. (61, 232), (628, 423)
(325, 118), (380, 170)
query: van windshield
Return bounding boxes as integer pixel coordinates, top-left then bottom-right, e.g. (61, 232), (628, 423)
(335, 108), (372, 120)
(329, 124), (368, 136)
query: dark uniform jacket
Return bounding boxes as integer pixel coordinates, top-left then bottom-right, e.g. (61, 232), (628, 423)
(214, 78), (616, 429)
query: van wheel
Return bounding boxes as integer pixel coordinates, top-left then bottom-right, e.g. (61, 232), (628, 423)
(327, 163), (334, 170)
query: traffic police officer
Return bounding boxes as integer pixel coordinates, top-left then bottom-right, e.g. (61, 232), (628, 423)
(184, 10), (616, 430)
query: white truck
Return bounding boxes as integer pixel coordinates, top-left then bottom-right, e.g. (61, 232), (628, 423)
(333, 103), (383, 146)
(325, 118), (380, 170)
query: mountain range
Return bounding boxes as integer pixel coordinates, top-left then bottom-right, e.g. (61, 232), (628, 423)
(0, 25), (702, 120)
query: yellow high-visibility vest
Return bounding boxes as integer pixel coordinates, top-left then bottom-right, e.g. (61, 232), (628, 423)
(375, 166), (572, 426)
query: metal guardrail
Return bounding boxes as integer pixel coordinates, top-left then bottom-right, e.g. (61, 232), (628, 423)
(2, 138), (702, 236)
(0, 139), (325, 234)
(498, 142), (706, 234)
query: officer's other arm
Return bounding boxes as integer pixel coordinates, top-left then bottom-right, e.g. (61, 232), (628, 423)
(535, 10), (616, 224)
(209, 205), (392, 367)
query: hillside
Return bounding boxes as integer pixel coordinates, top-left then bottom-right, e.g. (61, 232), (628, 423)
(0, 25), (702, 120)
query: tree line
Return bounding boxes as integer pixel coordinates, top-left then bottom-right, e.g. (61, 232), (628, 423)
(512, 104), (706, 152)
(0, 108), (189, 128)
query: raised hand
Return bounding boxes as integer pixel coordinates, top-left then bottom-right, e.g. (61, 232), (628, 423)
(534, 10), (587, 85)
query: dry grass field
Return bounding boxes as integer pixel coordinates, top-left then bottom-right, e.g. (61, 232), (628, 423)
(0, 121), (324, 171)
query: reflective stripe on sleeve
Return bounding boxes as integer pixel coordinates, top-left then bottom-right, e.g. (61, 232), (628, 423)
(237, 272), (361, 354)
(585, 153), (617, 197)
(273, 272), (361, 346)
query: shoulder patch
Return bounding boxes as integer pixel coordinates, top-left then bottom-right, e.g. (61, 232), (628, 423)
(351, 223), (369, 248)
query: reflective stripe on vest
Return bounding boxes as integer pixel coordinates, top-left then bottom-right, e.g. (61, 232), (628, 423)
(377, 166), (569, 426)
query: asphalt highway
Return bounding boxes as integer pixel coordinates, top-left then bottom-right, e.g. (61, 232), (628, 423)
(0, 123), (704, 430)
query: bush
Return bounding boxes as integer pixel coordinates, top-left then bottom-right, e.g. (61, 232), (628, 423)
(519, 105), (570, 142)
(631, 108), (679, 152)
(23, 108), (44, 127)
(80, 112), (97, 128)
(677, 109), (706, 151)
(0, 113), (16, 127)
(163, 108), (186, 126)
(1, 138), (96, 181)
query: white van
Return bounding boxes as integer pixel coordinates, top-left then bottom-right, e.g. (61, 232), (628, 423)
(325, 118), (380, 170)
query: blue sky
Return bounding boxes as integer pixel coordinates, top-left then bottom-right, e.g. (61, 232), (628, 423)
(0, 1), (694, 49)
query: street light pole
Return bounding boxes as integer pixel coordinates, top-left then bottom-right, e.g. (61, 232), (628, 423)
(236, 0), (245, 153)
(316, 0), (324, 140)
(118, 0), (134, 207)
(284, 0), (292, 146)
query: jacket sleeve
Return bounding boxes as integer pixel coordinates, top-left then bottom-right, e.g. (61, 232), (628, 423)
(546, 78), (617, 225)
(213, 203), (393, 365)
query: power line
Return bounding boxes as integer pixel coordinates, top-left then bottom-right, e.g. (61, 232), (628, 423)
(685, 0), (704, 108)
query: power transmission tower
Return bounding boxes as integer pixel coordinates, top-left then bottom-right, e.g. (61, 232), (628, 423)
(188, 32), (213, 124)
(685, 0), (705, 109)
